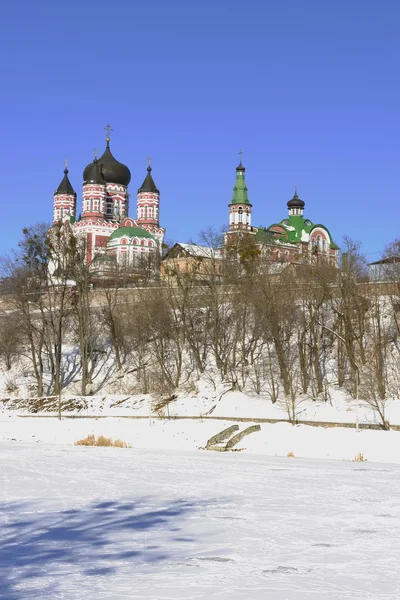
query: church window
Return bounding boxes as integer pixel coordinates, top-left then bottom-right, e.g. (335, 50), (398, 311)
(238, 207), (243, 223)
(149, 207), (153, 218)
(322, 239), (326, 251)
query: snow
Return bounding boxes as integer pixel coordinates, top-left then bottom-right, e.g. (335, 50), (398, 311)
(301, 229), (310, 242)
(3, 385), (400, 426)
(1, 414), (400, 463)
(173, 243), (223, 259)
(2, 389), (400, 597)
(1, 442), (400, 599)
(2, 385), (400, 464)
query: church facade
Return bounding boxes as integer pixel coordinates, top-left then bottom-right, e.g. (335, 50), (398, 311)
(52, 128), (165, 272)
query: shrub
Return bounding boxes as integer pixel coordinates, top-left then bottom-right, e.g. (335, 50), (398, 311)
(75, 434), (131, 448)
(5, 375), (19, 394)
(353, 452), (367, 462)
(287, 451), (295, 458)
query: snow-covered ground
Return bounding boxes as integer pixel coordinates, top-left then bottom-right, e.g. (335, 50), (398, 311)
(3, 386), (400, 426)
(2, 387), (400, 464)
(1, 443), (400, 599)
(1, 413), (400, 464)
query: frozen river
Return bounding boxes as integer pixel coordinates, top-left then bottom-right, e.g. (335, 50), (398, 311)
(1, 442), (400, 599)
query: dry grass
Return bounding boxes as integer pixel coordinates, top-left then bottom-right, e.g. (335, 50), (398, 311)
(287, 451), (295, 458)
(353, 452), (367, 462)
(75, 434), (131, 448)
(152, 393), (178, 416)
(5, 376), (19, 394)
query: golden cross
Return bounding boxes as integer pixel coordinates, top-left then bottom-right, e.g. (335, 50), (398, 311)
(147, 156), (152, 168)
(104, 124), (113, 141)
(238, 149), (243, 163)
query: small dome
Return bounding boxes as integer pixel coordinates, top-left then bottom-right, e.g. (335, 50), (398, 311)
(83, 142), (131, 186)
(236, 162), (245, 172)
(287, 190), (305, 209)
(109, 226), (155, 241)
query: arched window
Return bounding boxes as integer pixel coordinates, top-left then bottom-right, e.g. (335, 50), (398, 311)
(322, 238), (326, 251)
(238, 207), (243, 223)
(317, 235), (322, 251)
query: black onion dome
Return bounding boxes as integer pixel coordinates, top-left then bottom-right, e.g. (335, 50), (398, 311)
(287, 190), (305, 209)
(138, 165), (159, 194)
(55, 168), (76, 195)
(83, 142), (131, 186)
(236, 161), (245, 172)
(83, 158), (105, 185)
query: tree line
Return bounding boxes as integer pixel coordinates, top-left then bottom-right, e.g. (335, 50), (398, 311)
(1, 223), (400, 429)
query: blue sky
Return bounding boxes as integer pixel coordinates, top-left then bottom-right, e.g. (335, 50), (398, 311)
(1, 0), (399, 259)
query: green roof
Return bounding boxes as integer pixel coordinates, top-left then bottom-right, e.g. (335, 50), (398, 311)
(264, 215), (338, 249)
(109, 226), (155, 241)
(231, 165), (250, 205)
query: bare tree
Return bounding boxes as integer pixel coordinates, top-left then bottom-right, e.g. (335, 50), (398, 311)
(0, 312), (21, 370)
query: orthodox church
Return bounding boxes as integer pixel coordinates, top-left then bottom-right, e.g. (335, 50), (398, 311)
(52, 127), (165, 271)
(226, 157), (339, 267)
(52, 128), (338, 275)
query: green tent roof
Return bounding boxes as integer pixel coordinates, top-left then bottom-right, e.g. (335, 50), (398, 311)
(231, 163), (250, 205)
